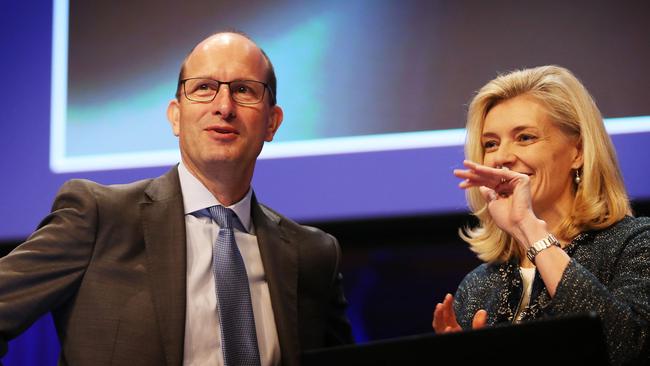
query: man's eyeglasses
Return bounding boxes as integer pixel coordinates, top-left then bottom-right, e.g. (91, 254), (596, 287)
(180, 78), (274, 105)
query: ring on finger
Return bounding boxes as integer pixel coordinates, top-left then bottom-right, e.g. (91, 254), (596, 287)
(500, 166), (509, 183)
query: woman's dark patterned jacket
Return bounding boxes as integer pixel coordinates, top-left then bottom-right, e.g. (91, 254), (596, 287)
(454, 216), (650, 365)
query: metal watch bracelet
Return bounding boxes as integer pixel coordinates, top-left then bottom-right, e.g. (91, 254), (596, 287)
(526, 233), (560, 263)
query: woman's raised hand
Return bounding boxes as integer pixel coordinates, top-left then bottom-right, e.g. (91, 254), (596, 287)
(453, 160), (540, 246)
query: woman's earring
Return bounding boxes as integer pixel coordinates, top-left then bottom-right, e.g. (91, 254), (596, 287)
(574, 169), (581, 185)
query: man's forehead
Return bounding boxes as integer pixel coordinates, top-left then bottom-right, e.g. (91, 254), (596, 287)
(199, 33), (253, 50)
(193, 34), (259, 60)
(184, 33), (266, 74)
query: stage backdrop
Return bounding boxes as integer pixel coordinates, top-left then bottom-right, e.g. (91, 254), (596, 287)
(1, 0), (650, 364)
(2, 0), (650, 241)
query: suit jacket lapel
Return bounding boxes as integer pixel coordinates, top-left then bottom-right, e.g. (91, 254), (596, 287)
(252, 196), (300, 366)
(141, 167), (187, 366)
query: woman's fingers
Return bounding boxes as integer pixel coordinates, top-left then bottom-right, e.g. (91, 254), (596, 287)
(472, 309), (488, 329)
(455, 161), (529, 198)
(442, 294), (458, 326)
(433, 295), (451, 333)
(479, 186), (497, 202)
(433, 294), (462, 334)
(432, 303), (444, 332)
(434, 295), (488, 334)
(455, 161), (513, 188)
(455, 170), (498, 189)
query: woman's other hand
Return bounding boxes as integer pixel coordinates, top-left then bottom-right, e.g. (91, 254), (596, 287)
(432, 293), (487, 334)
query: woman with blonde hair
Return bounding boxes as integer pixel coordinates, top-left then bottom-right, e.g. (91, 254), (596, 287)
(433, 65), (649, 365)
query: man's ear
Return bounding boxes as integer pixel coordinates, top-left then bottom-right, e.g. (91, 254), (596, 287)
(167, 99), (181, 136)
(264, 105), (283, 142)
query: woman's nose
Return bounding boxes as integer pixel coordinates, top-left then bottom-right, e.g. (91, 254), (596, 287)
(491, 143), (516, 168)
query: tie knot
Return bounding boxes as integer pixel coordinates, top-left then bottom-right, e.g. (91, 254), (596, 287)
(207, 205), (245, 232)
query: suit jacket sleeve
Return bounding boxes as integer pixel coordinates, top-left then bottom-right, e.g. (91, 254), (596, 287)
(296, 227), (354, 349)
(323, 234), (354, 346)
(0, 179), (96, 357)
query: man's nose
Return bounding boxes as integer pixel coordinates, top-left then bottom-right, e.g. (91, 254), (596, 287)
(211, 84), (236, 119)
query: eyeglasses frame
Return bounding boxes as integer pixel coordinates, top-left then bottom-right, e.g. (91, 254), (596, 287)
(179, 77), (275, 105)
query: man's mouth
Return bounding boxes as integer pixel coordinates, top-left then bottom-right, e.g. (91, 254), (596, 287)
(206, 126), (239, 135)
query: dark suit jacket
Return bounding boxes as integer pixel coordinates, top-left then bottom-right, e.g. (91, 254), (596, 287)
(0, 167), (353, 365)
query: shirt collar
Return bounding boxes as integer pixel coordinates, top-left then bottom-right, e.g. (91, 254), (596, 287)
(177, 162), (253, 232)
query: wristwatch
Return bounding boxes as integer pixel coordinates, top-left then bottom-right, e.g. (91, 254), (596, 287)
(526, 234), (560, 263)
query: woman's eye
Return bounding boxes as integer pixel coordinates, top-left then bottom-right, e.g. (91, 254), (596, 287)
(518, 134), (537, 142)
(483, 140), (497, 150)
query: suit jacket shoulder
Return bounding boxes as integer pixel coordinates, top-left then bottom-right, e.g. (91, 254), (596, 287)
(0, 167), (187, 366)
(251, 199), (353, 364)
(257, 203), (341, 269)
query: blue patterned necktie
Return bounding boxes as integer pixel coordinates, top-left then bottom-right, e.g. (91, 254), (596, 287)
(205, 205), (261, 366)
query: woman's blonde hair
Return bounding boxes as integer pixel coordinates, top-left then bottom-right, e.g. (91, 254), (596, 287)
(462, 65), (631, 263)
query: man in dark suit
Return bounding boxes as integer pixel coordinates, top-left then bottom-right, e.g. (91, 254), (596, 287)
(0, 31), (353, 365)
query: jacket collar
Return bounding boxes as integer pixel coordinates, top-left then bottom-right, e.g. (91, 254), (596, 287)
(252, 195), (300, 366)
(141, 166), (187, 366)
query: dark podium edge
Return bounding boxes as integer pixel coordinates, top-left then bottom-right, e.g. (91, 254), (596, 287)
(302, 312), (609, 365)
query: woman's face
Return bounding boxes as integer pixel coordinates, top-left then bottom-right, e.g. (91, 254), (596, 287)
(481, 94), (582, 220)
